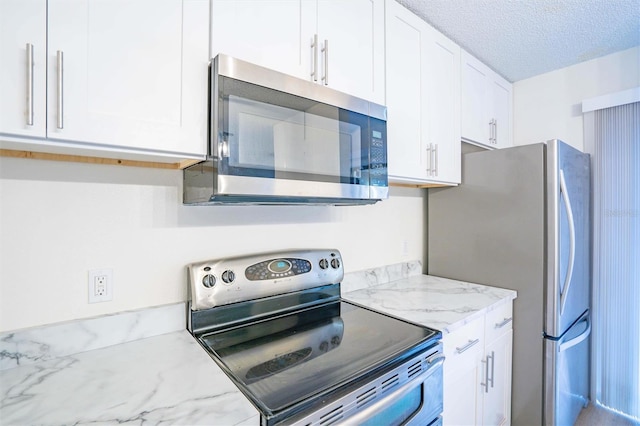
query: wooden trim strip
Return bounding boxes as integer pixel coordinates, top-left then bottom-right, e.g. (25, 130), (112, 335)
(389, 181), (452, 189)
(0, 149), (200, 170)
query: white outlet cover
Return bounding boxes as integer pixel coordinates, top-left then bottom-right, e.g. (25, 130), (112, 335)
(88, 269), (113, 303)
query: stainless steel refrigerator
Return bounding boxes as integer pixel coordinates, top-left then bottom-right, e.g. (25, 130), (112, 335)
(428, 140), (591, 425)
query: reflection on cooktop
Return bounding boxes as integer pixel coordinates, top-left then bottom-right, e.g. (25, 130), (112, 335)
(246, 347), (313, 380)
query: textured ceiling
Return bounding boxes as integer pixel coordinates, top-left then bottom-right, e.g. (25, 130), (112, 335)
(396, 0), (640, 82)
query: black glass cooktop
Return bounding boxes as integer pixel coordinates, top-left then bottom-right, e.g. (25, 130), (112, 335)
(199, 300), (439, 416)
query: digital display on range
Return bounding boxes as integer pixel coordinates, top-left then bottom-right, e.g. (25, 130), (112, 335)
(268, 260), (291, 273)
(245, 258), (312, 281)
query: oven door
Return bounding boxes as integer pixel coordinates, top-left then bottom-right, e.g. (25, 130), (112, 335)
(347, 351), (445, 426)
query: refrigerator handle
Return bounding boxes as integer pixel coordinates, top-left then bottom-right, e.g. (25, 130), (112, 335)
(559, 311), (590, 353)
(559, 169), (576, 315)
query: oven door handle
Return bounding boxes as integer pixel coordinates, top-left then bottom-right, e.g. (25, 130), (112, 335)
(343, 354), (445, 425)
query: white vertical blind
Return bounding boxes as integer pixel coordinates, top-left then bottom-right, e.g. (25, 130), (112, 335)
(590, 101), (640, 421)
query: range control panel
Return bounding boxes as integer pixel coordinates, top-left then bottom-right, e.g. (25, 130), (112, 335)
(188, 249), (344, 310)
(245, 258), (312, 281)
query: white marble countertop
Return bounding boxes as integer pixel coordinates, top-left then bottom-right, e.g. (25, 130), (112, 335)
(0, 330), (259, 425)
(0, 269), (515, 425)
(343, 274), (517, 334)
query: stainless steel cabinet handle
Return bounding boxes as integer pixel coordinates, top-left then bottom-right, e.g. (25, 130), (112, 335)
(311, 34), (318, 82)
(481, 355), (490, 392)
(455, 338), (480, 354)
(494, 119), (498, 144)
(322, 39), (328, 85)
(494, 317), (513, 329)
(481, 351), (494, 393)
(56, 50), (64, 129)
(434, 143), (439, 176)
(26, 43), (34, 126)
(489, 350), (495, 388)
(425, 144), (432, 174)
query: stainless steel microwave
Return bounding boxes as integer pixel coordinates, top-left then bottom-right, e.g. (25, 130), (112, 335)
(183, 54), (388, 205)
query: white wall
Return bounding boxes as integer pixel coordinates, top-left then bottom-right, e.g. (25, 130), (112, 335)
(0, 157), (426, 332)
(513, 46), (640, 151)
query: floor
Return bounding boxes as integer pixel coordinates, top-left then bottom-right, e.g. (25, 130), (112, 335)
(575, 403), (640, 426)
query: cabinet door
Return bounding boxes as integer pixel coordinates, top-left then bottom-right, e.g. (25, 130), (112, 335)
(210, 0), (314, 81)
(482, 329), (513, 426)
(444, 355), (483, 426)
(492, 77), (512, 149)
(424, 25), (461, 184)
(461, 50), (491, 146)
(0, 0), (47, 138)
(47, 0), (208, 156)
(316, 0), (385, 104)
(385, 0), (427, 180)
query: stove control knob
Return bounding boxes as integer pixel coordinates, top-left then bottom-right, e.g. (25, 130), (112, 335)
(202, 274), (216, 288)
(222, 270), (235, 284)
(319, 259), (329, 269)
(330, 258), (341, 269)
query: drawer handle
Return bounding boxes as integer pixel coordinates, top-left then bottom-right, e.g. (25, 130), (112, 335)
(494, 317), (512, 329)
(455, 338), (480, 354)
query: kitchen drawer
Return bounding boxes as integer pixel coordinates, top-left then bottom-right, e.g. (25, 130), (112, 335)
(484, 301), (513, 344)
(443, 315), (484, 370)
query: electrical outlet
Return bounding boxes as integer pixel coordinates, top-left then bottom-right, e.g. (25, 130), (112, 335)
(401, 240), (409, 257)
(88, 269), (113, 303)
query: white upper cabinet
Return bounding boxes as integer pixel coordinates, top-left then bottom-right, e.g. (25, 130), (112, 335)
(0, 0), (47, 139)
(461, 50), (512, 149)
(210, 0), (385, 104)
(1, 0), (209, 161)
(47, 0), (209, 156)
(385, 0), (460, 185)
(314, 0), (385, 104)
(210, 1), (313, 80)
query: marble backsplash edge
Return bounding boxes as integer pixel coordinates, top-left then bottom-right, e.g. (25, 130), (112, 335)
(0, 302), (187, 371)
(0, 260), (422, 371)
(341, 260), (423, 293)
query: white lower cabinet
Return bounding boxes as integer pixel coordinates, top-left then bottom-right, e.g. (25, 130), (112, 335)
(443, 301), (513, 426)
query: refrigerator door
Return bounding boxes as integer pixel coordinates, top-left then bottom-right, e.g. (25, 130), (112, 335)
(545, 140), (591, 338)
(544, 309), (590, 425)
(429, 143), (546, 425)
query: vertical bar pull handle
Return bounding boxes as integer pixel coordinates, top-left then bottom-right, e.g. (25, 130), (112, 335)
(56, 50), (64, 129)
(322, 39), (328, 85)
(481, 356), (490, 393)
(434, 143), (439, 176)
(425, 144), (432, 174)
(311, 34), (318, 82)
(26, 43), (34, 126)
(489, 350), (495, 388)
(494, 119), (498, 145)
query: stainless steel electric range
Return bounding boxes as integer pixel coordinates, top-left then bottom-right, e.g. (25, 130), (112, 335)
(187, 249), (443, 426)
